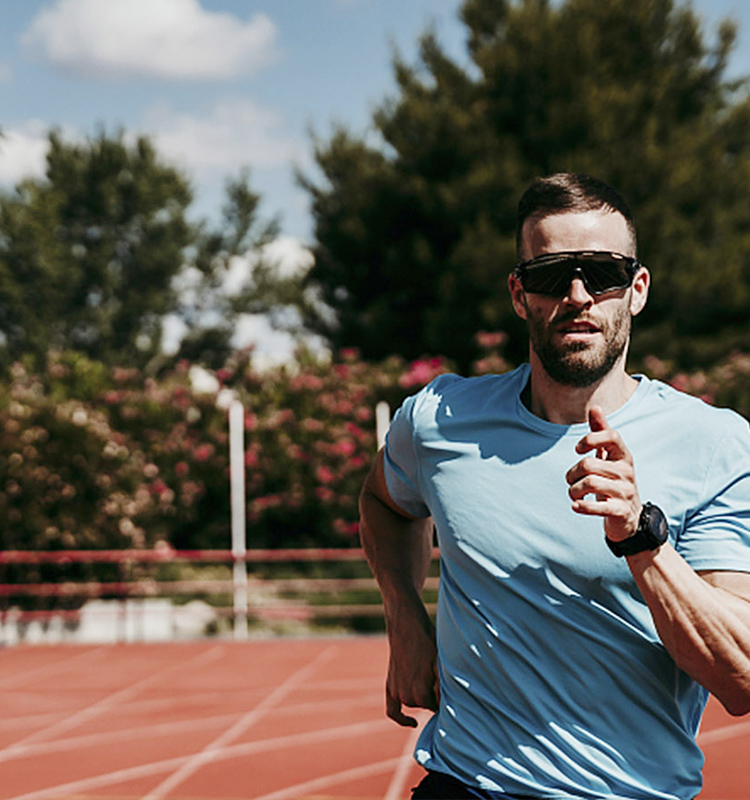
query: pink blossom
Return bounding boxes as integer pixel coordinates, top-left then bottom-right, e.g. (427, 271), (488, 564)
(244, 413), (258, 431)
(193, 443), (215, 462)
(333, 518), (360, 537)
(316, 465), (336, 484)
(315, 486), (335, 503)
(399, 357), (447, 389)
(334, 439), (356, 457)
(150, 479), (169, 496)
(474, 331), (507, 350)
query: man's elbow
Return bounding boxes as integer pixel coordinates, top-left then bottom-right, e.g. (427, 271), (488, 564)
(716, 680), (750, 717)
(721, 694), (750, 717)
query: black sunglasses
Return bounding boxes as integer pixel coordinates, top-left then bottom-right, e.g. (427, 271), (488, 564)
(514, 251), (642, 297)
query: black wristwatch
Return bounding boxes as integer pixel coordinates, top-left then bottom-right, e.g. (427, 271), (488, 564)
(606, 502), (669, 557)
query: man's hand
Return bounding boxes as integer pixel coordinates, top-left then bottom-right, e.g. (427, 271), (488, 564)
(385, 608), (440, 727)
(566, 406), (642, 543)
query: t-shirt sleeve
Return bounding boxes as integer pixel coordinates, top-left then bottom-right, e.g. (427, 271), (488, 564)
(382, 391), (432, 519)
(677, 412), (750, 573)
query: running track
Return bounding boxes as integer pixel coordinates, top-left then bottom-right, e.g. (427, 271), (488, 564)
(0, 637), (746, 800)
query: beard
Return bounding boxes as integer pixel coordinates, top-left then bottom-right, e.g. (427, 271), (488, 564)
(527, 300), (632, 388)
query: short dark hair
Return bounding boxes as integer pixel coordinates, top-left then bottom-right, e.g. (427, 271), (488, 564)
(516, 173), (637, 257)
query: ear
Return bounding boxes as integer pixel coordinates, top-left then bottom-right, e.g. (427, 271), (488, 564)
(508, 272), (529, 320)
(629, 267), (650, 317)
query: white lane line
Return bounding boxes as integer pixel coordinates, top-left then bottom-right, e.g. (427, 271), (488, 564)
(252, 757), (403, 800)
(5, 717), (390, 800)
(1, 691), (384, 761)
(383, 711), (429, 800)
(698, 719), (750, 745)
(0, 646), (107, 690)
(0, 712), (243, 759)
(141, 644), (339, 800)
(0, 644), (224, 761)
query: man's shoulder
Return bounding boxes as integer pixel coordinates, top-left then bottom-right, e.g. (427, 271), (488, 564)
(411, 366), (526, 411)
(639, 376), (750, 438)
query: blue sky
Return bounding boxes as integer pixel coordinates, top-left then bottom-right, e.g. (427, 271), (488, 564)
(1, 0), (749, 360)
(0, 0), (469, 243)
(2, 0), (749, 245)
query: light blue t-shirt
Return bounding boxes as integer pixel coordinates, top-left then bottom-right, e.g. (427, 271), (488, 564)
(384, 365), (750, 800)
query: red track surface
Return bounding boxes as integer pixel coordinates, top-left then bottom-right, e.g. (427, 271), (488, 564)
(0, 637), (745, 800)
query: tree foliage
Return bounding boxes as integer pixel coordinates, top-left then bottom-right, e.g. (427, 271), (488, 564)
(0, 131), (280, 371)
(301, 0), (750, 370)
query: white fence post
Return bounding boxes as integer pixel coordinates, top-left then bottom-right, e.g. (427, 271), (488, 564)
(376, 400), (391, 451)
(229, 400), (248, 640)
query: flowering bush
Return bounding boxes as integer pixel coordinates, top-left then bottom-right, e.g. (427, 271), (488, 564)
(5, 334), (750, 590)
(0, 348), (454, 569)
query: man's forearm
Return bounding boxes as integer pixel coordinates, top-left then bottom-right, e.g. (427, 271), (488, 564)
(629, 544), (750, 715)
(359, 485), (434, 611)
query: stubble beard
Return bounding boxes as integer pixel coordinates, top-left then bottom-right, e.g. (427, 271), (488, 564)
(527, 302), (632, 389)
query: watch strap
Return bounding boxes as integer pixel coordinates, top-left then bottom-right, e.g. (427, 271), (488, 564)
(606, 502), (669, 557)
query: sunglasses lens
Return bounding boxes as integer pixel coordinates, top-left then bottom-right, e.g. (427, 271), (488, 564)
(580, 254), (632, 294)
(521, 257), (575, 295)
(520, 253), (635, 296)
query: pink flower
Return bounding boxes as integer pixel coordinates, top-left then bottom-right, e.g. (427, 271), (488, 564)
(334, 439), (356, 457)
(315, 486), (335, 503)
(193, 443), (215, 462)
(244, 413), (258, 431)
(150, 479), (169, 496)
(399, 357), (447, 389)
(475, 331), (507, 350)
(175, 461), (189, 478)
(316, 465), (335, 484)
(333, 518), (360, 537)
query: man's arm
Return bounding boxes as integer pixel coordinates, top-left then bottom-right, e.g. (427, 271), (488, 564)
(628, 551), (750, 715)
(359, 448), (439, 727)
(568, 407), (750, 716)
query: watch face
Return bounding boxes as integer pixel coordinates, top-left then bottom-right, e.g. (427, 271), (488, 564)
(643, 503), (669, 548)
(607, 503), (669, 557)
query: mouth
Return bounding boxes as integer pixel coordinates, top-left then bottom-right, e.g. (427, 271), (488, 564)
(557, 319), (601, 336)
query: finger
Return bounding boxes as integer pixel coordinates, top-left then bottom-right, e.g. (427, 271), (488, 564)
(566, 457), (631, 486)
(568, 475), (623, 502)
(588, 405), (609, 433)
(587, 406), (612, 461)
(575, 430), (631, 461)
(571, 497), (631, 517)
(386, 685), (418, 727)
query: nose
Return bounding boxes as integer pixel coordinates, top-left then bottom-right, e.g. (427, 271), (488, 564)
(565, 273), (594, 306)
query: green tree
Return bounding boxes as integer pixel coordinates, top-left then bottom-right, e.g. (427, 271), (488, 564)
(301, 0), (750, 370)
(0, 131), (280, 371)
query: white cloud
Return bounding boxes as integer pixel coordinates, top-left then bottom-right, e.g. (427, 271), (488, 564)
(22, 0), (278, 81)
(143, 98), (302, 176)
(0, 122), (49, 186)
(262, 236), (315, 278)
(222, 236), (313, 295)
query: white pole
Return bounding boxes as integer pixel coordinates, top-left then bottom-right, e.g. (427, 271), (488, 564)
(376, 400), (391, 451)
(229, 399), (248, 640)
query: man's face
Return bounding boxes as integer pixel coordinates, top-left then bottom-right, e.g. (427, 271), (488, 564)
(510, 209), (647, 388)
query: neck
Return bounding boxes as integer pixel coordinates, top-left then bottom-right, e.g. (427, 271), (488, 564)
(524, 352), (638, 425)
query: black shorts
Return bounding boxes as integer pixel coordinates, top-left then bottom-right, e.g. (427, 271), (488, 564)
(410, 771), (528, 799)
